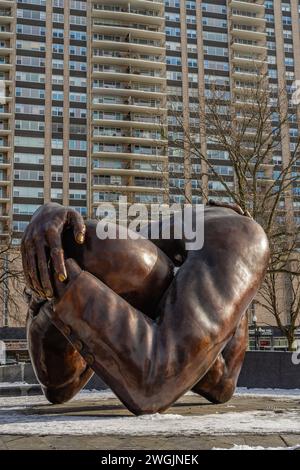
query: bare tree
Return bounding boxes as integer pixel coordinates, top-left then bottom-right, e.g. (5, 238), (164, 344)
(167, 72), (300, 349)
(0, 239), (25, 327)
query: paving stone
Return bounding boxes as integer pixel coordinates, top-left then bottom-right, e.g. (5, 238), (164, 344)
(0, 437), (8, 450)
(242, 435), (287, 449)
(279, 435), (300, 448)
(43, 435), (101, 450)
(5, 436), (50, 450)
(3, 434), (300, 450)
(2, 393), (300, 450)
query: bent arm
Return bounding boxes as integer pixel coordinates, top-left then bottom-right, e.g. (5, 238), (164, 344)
(192, 314), (248, 404)
(62, 222), (174, 316)
(26, 228), (174, 401)
(26, 298), (93, 403)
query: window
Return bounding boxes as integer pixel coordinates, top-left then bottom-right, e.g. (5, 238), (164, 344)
(16, 25), (45, 36)
(69, 173), (86, 183)
(17, 9), (46, 21)
(69, 140), (87, 151)
(14, 153), (44, 165)
(16, 104), (45, 115)
(13, 186), (44, 198)
(16, 72), (45, 83)
(51, 188), (63, 200)
(16, 88), (45, 99)
(69, 190), (86, 200)
(14, 170), (44, 181)
(15, 120), (45, 131)
(13, 204), (40, 215)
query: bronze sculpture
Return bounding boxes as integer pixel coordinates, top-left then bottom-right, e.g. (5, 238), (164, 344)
(22, 201), (269, 415)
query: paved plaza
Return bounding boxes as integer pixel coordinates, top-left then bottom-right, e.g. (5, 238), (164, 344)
(0, 389), (300, 450)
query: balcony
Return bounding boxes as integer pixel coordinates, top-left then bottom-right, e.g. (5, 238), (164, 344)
(0, 140), (10, 150)
(92, 38), (165, 55)
(92, 167), (167, 179)
(92, 24), (165, 41)
(92, 149), (167, 161)
(92, 54), (165, 70)
(92, 9), (165, 27)
(92, 117), (165, 130)
(0, 10), (13, 23)
(231, 13), (265, 28)
(91, 0), (164, 13)
(234, 98), (260, 108)
(0, 45), (12, 55)
(231, 40), (267, 55)
(0, 231), (9, 238)
(0, 29), (13, 39)
(0, 60), (12, 71)
(0, 212), (9, 220)
(0, 127), (11, 136)
(232, 67), (262, 80)
(92, 101), (167, 115)
(92, 183), (162, 194)
(0, 156), (9, 168)
(229, 0), (265, 14)
(92, 134), (168, 146)
(232, 56), (266, 69)
(92, 70), (165, 85)
(0, 109), (11, 118)
(231, 26), (266, 41)
(0, 177), (10, 186)
(92, 85), (166, 99)
(0, 194), (9, 204)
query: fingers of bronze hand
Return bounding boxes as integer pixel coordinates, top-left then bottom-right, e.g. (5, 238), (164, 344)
(244, 210), (253, 219)
(50, 246), (67, 283)
(67, 209), (86, 245)
(58, 273), (67, 282)
(76, 231), (85, 244)
(36, 244), (54, 298)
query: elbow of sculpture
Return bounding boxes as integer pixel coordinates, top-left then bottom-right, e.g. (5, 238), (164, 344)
(127, 399), (168, 416)
(125, 381), (174, 416)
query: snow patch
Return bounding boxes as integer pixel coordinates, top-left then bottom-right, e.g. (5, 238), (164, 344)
(1, 389), (300, 437)
(0, 409), (300, 437)
(235, 388), (300, 399)
(213, 444), (300, 451)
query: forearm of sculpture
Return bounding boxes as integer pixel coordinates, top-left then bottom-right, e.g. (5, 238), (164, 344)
(46, 269), (231, 415)
(192, 314), (248, 404)
(26, 298), (94, 403)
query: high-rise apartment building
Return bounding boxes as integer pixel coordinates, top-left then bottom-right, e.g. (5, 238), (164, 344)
(90, 0), (169, 215)
(13, 0), (88, 240)
(0, 0), (15, 241)
(0, 0), (298, 242)
(8, 0), (170, 243)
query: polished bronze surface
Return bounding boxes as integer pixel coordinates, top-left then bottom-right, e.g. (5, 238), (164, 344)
(22, 202), (270, 415)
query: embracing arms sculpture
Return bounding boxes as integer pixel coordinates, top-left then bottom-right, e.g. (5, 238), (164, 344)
(21, 201), (270, 415)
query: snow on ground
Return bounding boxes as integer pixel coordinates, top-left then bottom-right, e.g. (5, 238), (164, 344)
(213, 445), (300, 451)
(0, 388), (300, 438)
(0, 389), (114, 409)
(0, 389), (300, 437)
(0, 382), (34, 387)
(0, 382), (29, 388)
(235, 388), (300, 399)
(0, 408), (300, 437)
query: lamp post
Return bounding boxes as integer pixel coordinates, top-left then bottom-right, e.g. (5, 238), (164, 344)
(253, 314), (259, 351)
